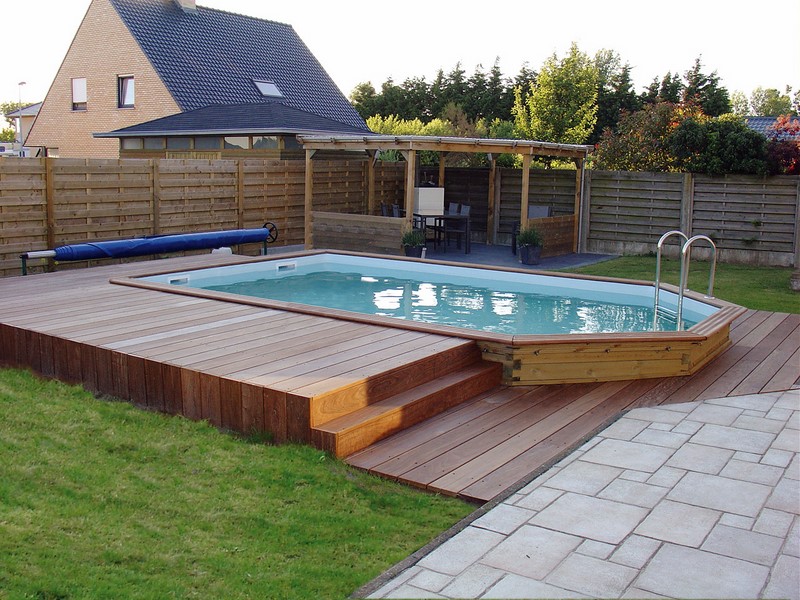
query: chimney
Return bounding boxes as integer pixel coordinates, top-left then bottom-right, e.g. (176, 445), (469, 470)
(173, 0), (197, 13)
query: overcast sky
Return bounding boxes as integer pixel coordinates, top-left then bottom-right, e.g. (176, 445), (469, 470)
(4, 0), (798, 108)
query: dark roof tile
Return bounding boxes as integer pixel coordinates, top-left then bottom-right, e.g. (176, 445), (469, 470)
(109, 0), (367, 131)
(98, 102), (376, 137)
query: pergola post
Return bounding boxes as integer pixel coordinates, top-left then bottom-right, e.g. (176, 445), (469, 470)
(366, 150), (377, 215)
(574, 158), (585, 253)
(400, 149), (416, 230)
(304, 148), (315, 249)
(520, 154), (531, 229)
(438, 153), (446, 187)
(487, 154), (497, 244)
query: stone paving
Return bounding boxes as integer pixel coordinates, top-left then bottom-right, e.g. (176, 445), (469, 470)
(363, 388), (800, 599)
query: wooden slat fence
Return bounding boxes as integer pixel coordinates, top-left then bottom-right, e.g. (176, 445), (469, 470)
(585, 171), (799, 266)
(691, 175), (798, 264)
(0, 160), (48, 269)
(1, 157), (797, 277)
(585, 171), (684, 255)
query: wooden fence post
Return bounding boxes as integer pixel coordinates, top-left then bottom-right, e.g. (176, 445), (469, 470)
(45, 157), (55, 250)
(151, 159), (161, 235)
(581, 169), (592, 253)
(681, 172), (694, 236)
(486, 156), (497, 244)
(237, 158), (245, 229)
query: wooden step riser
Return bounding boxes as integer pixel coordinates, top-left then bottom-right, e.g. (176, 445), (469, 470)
(308, 342), (482, 427)
(312, 363), (502, 457)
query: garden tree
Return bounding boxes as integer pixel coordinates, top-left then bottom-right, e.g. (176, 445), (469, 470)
(682, 57), (730, 116)
(1, 101), (24, 128)
(480, 59), (512, 122)
(428, 69), (448, 120)
(640, 72), (682, 105)
(730, 90), (750, 116)
(510, 62), (537, 109)
(349, 82), (380, 120)
(765, 114), (800, 174)
(401, 76), (434, 119)
(512, 42), (598, 154)
(463, 64), (488, 122)
(593, 102), (704, 172)
(0, 127), (15, 142)
(749, 86), (795, 116)
(441, 62), (468, 113)
(668, 114), (767, 175)
(590, 50), (641, 144)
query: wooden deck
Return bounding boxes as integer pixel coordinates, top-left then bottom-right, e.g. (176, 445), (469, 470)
(348, 308), (800, 501)
(1, 255), (798, 504)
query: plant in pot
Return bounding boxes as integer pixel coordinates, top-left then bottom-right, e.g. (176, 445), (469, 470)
(517, 224), (543, 265)
(401, 228), (426, 258)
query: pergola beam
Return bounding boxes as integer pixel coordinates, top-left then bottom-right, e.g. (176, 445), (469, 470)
(297, 135), (591, 161)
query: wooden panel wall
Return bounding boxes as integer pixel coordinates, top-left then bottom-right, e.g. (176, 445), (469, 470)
(310, 211), (404, 255)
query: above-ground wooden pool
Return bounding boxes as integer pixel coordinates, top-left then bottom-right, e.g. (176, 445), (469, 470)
(116, 250), (746, 385)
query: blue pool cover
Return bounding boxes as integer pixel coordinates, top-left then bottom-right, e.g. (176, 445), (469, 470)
(51, 228), (273, 261)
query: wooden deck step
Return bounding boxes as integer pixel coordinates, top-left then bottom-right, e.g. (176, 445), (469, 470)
(306, 341), (483, 428)
(312, 361), (502, 457)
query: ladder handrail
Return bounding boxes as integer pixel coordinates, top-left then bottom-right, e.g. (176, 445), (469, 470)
(654, 230), (688, 329)
(676, 234), (717, 329)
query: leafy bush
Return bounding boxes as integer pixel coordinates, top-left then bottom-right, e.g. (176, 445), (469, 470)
(517, 225), (543, 247)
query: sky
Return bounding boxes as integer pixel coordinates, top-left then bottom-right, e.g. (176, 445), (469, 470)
(3, 0), (799, 109)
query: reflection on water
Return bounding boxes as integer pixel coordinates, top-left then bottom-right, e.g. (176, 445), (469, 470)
(206, 271), (690, 334)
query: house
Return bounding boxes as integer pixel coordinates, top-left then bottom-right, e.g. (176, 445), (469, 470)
(26, 0), (370, 159)
(745, 116), (800, 140)
(5, 102), (41, 157)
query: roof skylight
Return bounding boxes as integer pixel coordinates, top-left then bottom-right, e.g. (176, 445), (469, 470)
(253, 80), (283, 97)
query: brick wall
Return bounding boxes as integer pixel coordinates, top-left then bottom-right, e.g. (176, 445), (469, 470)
(26, 0), (180, 158)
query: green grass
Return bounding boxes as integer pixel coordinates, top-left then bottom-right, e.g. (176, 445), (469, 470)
(565, 255), (800, 314)
(0, 369), (473, 600)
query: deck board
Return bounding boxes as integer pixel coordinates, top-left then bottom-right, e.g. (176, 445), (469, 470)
(1, 254), (797, 504)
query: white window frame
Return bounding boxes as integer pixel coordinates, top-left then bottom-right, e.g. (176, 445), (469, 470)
(72, 78), (87, 111)
(118, 75), (135, 108)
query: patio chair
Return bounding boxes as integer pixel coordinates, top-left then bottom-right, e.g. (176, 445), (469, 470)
(380, 203), (390, 217)
(444, 204), (470, 249)
(512, 205), (552, 254)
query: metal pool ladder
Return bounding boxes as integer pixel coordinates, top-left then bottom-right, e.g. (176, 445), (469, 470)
(654, 231), (718, 330)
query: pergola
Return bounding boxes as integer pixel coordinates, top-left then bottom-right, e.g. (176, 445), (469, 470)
(297, 134), (592, 250)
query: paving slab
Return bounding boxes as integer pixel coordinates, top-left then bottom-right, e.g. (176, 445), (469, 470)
(635, 544), (770, 599)
(546, 553), (638, 597)
(530, 493), (648, 544)
(634, 500), (719, 547)
(481, 525), (581, 580)
(667, 471), (773, 517)
(581, 438), (674, 472)
(701, 523), (783, 565)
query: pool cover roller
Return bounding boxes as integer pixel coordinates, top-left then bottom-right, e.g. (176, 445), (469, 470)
(21, 224), (278, 273)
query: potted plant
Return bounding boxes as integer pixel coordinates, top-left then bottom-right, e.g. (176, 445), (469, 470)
(401, 228), (426, 258)
(517, 225), (543, 265)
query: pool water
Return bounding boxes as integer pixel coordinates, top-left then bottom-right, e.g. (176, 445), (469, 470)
(142, 254), (715, 335)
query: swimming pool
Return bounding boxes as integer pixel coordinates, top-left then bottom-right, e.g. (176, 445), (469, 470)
(138, 253), (712, 335)
(118, 251), (744, 385)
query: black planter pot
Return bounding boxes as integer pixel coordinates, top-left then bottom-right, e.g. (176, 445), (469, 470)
(519, 244), (542, 265)
(404, 245), (424, 258)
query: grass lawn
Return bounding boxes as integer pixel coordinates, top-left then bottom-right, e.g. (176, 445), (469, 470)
(0, 368), (473, 599)
(565, 255), (799, 314)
